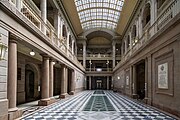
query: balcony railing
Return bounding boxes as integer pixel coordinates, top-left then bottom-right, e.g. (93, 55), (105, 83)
(86, 68), (112, 72)
(12, 0), (82, 68)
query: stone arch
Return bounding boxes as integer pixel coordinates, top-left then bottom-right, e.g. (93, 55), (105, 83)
(81, 28), (118, 39)
(25, 63), (40, 102)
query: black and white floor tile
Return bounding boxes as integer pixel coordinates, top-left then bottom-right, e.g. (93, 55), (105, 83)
(21, 91), (177, 120)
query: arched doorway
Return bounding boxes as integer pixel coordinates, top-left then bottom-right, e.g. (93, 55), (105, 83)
(25, 64), (40, 102)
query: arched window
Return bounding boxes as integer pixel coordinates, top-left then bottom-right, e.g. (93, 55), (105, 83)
(157, 0), (166, 9)
(142, 3), (151, 27)
(123, 41), (126, 53)
(69, 35), (72, 48)
(132, 25), (137, 40)
(62, 25), (67, 38)
(127, 35), (130, 49)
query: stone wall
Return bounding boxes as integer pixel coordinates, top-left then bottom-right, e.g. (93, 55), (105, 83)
(0, 27), (8, 119)
(75, 70), (85, 92)
(113, 15), (180, 117)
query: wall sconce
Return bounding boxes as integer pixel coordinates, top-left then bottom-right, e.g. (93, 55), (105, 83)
(117, 76), (120, 80)
(0, 34), (8, 60)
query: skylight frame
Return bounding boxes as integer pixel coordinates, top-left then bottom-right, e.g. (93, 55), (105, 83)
(75, 0), (124, 31)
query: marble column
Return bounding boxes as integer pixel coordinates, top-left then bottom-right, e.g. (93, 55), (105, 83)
(84, 76), (87, 90)
(8, 40), (18, 112)
(69, 70), (75, 95)
(83, 41), (86, 68)
(107, 76), (109, 90)
(132, 65), (137, 98)
(121, 43), (124, 56)
(145, 58), (148, 99)
(89, 76), (91, 90)
(49, 60), (54, 98)
(60, 18), (63, 37)
(67, 32), (70, 50)
(40, 0), (47, 34)
(60, 65), (68, 98)
(41, 56), (50, 100)
(72, 40), (75, 55)
(112, 41), (116, 68)
(16, 0), (21, 11)
(129, 33), (132, 49)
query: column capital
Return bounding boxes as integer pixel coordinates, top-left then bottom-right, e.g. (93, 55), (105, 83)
(9, 33), (18, 43)
(112, 41), (116, 46)
(112, 36), (121, 45)
(83, 40), (86, 46)
(60, 64), (67, 68)
(40, 54), (50, 58)
(49, 57), (56, 62)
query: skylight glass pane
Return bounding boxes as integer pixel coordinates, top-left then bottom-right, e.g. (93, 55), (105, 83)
(75, 0), (124, 30)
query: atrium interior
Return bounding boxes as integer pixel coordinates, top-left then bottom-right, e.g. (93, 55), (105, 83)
(0, 0), (180, 119)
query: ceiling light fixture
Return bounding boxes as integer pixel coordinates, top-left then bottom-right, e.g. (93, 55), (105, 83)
(52, 62), (56, 65)
(30, 50), (35, 56)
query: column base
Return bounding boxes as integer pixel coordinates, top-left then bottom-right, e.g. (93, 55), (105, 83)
(69, 91), (75, 95)
(38, 98), (55, 106)
(60, 93), (68, 99)
(132, 94), (138, 99)
(8, 108), (23, 120)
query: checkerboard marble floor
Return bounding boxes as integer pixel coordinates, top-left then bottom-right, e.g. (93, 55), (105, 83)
(20, 90), (177, 120)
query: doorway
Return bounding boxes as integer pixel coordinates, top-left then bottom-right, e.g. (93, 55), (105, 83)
(136, 61), (145, 99)
(96, 80), (102, 89)
(91, 76), (107, 90)
(25, 64), (39, 102)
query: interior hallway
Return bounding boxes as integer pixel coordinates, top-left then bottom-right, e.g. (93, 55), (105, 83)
(20, 90), (177, 120)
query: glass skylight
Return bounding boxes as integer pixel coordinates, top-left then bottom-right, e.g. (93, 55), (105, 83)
(74, 0), (124, 30)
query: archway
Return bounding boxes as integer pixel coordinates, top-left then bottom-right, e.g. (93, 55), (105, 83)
(25, 64), (40, 102)
(136, 61), (145, 99)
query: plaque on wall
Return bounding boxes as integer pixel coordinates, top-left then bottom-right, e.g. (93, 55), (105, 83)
(158, 63), (168, 89)
(126, 76), (129, 86)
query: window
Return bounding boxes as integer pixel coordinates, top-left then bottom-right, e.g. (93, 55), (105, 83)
(142, 3), (151, 28)
(69, 35), (72, 48)
(127, 35), (130, 49)
(74, 0), (124, 30)
(62, 25), (67, 38)
(132, 25), (137, 39)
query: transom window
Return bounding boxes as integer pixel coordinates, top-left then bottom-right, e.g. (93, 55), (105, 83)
(74, 0), (124, 30)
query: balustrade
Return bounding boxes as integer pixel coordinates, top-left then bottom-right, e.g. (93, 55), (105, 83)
(121, 0), (180, 65)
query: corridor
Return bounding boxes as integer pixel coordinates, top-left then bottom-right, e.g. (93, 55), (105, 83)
(20, 91), (176, 120)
